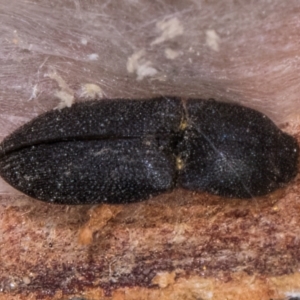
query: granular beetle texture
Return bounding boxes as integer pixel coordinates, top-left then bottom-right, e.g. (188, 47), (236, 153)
(178, 99), (299, 198)
(0, 97), (298, 204)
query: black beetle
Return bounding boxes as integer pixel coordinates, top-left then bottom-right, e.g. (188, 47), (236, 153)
(0, 97), (298, 204)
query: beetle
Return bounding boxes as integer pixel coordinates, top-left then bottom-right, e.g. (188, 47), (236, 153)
(0, 97), (298, 204)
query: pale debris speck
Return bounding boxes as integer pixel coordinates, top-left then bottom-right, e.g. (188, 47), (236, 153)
(151, 17), (184, 45)
(206, 29), (220, 52)
(45, 71), (72, 94)
(164, 48), (180, 60)
(9, 280), (17, 289)
(286, 292), (300, 299)
(136, 62), (157, 81)
(81, 38), (88, 45)
(79, 83), (104, 99)
(54, 91), (74, 109)
(28, 84), (38, 101)
(87, 53), (99, 61)
(127, 49), (158, 81)
(45, 71), (74, 109)
(22, 277), (31, 285)
(152, 271), (176, 288)
(127, 49), (146, 73)
(93, 148), (112, 157)
(172, 223), (191, 244)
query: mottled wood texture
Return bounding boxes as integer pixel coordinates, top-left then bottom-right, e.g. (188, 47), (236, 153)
(0, 126), (300, 300)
